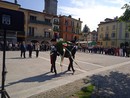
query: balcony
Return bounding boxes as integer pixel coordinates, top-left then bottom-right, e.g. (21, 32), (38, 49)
(53, 21), (60, 25)
(103, 37), (110, 41)
(29, 20), (52, 26)
(53, 26), (60, 32)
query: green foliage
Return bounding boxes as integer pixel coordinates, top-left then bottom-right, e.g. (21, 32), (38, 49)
(83, 24), (90, 33)
(69, 84), (94, 98)
(56, 41), (72, 57)
(119, 3), (130, 22)
(119, 3), (130, 31)
(56, 41), (67, 55)
(119, 9), (130, 22)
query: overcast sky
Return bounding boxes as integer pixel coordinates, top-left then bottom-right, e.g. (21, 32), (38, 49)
(4, 0), (129, 31)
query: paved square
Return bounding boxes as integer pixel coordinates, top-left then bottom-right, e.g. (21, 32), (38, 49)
(0, 51), (130, 98)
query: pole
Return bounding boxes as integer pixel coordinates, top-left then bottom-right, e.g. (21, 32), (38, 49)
(1, 29), (10, 98)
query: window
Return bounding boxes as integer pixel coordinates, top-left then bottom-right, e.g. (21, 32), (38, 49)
(77, 23), (79, 28)
(101, 27), (103, 31)
(111, 33), (115, 38)
(45, 19), (51, 23)
(112, 25), (115, 30)
(44, 32), (50, 38)
(54, 19), (59, 24)
(106, 26), (109, 30)
(106, 42), (108, 46)
(105, 34), (109, 38)
(30, 15), (36, 21)
(28, 27), (34, 36)
(65, 19), (68, 25)
(71, 21), (74, 26)
(101, 42), (102, 45)
(53, 26), (59, 31)
(66, 27), (68, 32)
(100, 34), (103, 38)
(125, 33), (129, 38)
(111, 41), (115, 46)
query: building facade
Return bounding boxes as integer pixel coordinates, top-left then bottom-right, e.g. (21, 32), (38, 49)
(87, 30), (98, 42)
(0, 1), (59, 43)
(0, 1), (25, 42)
(20, 8), (54, 43)
(0, 1), (82, 43)
(98, 18), (130, 48)
(59, 15), (82, 41)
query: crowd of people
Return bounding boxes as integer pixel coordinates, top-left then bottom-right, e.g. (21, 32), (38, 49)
(1, 41), (130, 58)
(0, 41), (50, 51)
(0, 41), (51, 59)
(78, 45), (130, 57)
(1, 40), (130, 75)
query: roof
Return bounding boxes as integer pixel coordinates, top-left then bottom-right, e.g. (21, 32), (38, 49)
(0, 1), (20, 6)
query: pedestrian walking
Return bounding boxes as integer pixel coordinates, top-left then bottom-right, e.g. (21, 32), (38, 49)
(28, 42), (33, 58)
(50, 39), (58, 75)
(35, 42), (40, 58)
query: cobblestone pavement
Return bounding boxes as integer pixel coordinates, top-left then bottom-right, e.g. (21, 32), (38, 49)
(0, 51), (130, 98)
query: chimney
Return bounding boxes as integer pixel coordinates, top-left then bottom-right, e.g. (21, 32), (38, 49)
(14, 0), (17, 4)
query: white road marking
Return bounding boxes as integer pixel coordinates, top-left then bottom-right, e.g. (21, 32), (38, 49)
(35, 52), (130, 74)
(90, 60), (130, 74)
(41, 52), (104, 67)
(76, 60), (104, 68)
(38, 55), (87, 73)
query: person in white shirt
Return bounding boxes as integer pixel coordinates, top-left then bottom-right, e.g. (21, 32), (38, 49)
(35, 42), (40, 58)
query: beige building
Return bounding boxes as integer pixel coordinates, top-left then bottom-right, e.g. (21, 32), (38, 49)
(0, 1), (59, 43)
(0, 1), (82, 43)
(98, 18), (130, 48)
(20, 8), (55, 43)
(87, 30), (98, 42)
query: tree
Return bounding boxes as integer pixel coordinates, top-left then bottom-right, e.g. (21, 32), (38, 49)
(119, 3), (130, 46)
(82, 24), (90, 33)
(119, 4), (130, 21)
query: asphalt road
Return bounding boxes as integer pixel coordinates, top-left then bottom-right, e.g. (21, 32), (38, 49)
(0, 51), (130, 98)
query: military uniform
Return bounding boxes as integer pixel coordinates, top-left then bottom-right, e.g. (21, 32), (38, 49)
(50, 39), (58, 75)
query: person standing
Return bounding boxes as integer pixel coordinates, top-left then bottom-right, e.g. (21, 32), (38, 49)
(28, 42), (34, 58)
(20, 41), (26, 58)
(50, 39), (58, 75)
(35, 42), (40, 58)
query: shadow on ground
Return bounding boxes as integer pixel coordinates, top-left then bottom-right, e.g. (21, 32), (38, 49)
(84, 71), (130, 98)
(3, 70), (73, 88)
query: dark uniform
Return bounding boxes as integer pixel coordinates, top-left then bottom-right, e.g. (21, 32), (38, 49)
(28, 42), (33, 58)
(20, 41), (26, 58)
(68, 45), (77, 73)
(50, 39), (58, 75)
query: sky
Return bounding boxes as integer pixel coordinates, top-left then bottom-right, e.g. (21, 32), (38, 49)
(4, 0), (130, 31)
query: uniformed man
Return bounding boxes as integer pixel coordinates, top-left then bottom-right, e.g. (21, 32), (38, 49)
(50, 39), (58, 75)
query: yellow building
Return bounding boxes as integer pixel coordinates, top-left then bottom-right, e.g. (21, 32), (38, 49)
(20, 8), (54, 43)
(0, 1), (83, 43)
(0, 1), (59, 43)
(98, 18), (130, 48)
